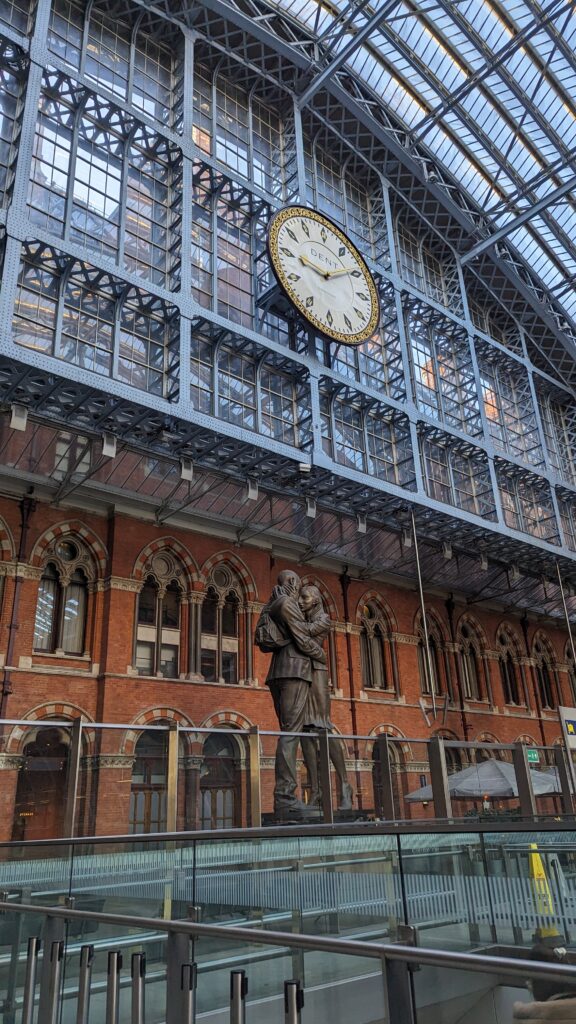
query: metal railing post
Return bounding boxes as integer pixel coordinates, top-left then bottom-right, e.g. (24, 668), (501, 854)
(63, 716), (83, 838)
(429, 736), (452, 818)
(166, 722), (179, 833)
(553, 745), (573, 815)
(230, 969), (248, 1024)
(166, 930), (191, 1024)
(181, 962), (197, 1024)
(375, 734), (396, 819)
(76, 945), (94, 1024)
(512, 743), (537, 817)
(131, 952), (146, 1024)
(105, 951), (122, 1024)
(318, 730), (333, 824)
(284, 980), (304, 1024)
(38, 917), (65, 1024)
(43, 941), (64, 1024)
(248, 726), (262, 827)
(21, 937), (40, 1024)
(383, 956), (415, 1024)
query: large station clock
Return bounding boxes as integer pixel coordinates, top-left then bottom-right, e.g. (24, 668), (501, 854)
(267, 206), (380, 345)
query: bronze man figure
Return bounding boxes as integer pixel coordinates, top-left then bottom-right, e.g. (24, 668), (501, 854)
(255, 570), (326, 815)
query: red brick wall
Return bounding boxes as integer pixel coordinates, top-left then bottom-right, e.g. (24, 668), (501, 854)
(0, 494), (571, 836)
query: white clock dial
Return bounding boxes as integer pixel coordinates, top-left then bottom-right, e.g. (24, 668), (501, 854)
(267, 206), (379, 345)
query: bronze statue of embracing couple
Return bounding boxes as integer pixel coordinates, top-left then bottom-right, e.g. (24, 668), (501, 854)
(255, 570), (353, 816)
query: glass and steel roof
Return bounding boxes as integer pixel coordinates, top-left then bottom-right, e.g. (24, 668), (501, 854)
(269, 0), (576, 328)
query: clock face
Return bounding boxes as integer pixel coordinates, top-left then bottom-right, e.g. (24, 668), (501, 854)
(267, 206), (380, 345)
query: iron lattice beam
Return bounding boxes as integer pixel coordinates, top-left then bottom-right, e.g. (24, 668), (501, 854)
(462, 175), (576, 264)
(297, 0), (404, 108)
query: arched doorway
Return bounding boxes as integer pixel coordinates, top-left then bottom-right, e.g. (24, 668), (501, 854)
(129, 730), (169, 834)
(200, 733), (240, 829)
(12, 726), (70, 841)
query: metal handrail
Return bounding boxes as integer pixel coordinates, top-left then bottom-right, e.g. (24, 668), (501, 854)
(1, 900), (575, 985)
(0, 815), (575, 849)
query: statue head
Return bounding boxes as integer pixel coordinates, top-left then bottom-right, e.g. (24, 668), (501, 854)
(300, 584), (322, 614)
(277, 569), (301, 597)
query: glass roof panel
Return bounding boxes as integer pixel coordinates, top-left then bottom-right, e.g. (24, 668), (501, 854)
(271, 0), (576, 331)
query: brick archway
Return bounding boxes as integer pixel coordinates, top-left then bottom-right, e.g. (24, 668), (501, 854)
(200, 710), (253, 731)
(133, 537), (198, 584)
(6, 702), (95, 754)
(121, 707), (195, 755)
(199, 551), (257, 601)
(30, 521), (107, 575)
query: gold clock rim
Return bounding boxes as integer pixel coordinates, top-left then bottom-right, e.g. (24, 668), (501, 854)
(267, 205), (380, 346)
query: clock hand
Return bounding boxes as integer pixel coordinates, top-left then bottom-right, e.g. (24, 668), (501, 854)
(325, 265), (358, 279)
(298, 254), (330, 278)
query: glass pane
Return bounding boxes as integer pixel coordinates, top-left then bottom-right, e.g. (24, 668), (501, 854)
(61, 578), (86, 654)
(33, 569), (58, 651)
(138, 581), (157, 624)
(160, 644), (179, 678)
(136, 641), (155, 675)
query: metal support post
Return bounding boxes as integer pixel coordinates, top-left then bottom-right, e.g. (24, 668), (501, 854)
(181, 962), (197, 1024)
(553, 746), (574, 815)
(411, 510), (436, 717)
(38, 917), (65, 1024)
(375, 734), (396, 819)
(512, 744), (537, 817)
(131, 953), (146, 1024)
(284, 980), (304, 1024)
(383, 957), (415, 1024)
(76, 945), (94, 1024)
(428, 736), (452, 818)
(166, 931), (191, 1024)
(247, 726), (262, 827)
(230, 969), (248, 1024)
(105, 951), (122, 1024)
(318, 730), (333, 824)
(63, 716), (83, 838)
(166, 722), (179, 833)
(21, 937), (40, 1024)
(42, 941), (64, 1024)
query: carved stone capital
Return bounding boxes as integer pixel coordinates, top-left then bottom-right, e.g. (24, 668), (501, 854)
(87, 754), (135, 770)
(187, 592), (205, 606)
(102, 577), (142, 593)
(391, 632), (420, 646)
(0, 754), (24, 770)
(246, 601), (264, 614)
(2, 563), (43, 581)
(182, 756), (204, 770)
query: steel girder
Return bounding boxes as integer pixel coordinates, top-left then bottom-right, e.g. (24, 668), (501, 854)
(165, 0), (576, 385)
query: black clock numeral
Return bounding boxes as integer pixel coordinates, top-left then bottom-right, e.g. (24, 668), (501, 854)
(344, 314), (352, 331)
(306, 296), (314, 308)
(320, 227), (327, 242)
(357, 292), (369, 302)
(285, 227), (298, 242)
(280, 247), (294, 258)
(326, 310), (333, 326)
(351, 270), (361, 278)
(354, 307), (367, 321)
(287, 273), (300, 282)
(339, 246), (346, 256)
(301, 220), (310, 237)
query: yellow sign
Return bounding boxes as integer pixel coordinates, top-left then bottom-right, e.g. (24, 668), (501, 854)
(529, 843), (560, 939)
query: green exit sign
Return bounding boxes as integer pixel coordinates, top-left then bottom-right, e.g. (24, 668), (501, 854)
(527, 749), (540, 763)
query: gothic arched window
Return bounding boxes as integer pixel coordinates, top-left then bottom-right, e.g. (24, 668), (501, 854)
(134, 551), (185, 678)
(459, 624), (482, 700)
(567, 643), (576, 703)
(33, 538), (93, 655)
(360, 602), (393, 690)
(533, 638), (556, 710)
(200, 567), (243, 684)
(497, 630), (521, 705)
(200, 732), (240, 829)
(418, 633), (443, 696)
